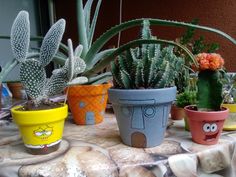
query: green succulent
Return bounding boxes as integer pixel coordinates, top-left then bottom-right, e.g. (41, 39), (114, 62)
(111, 20), (185, 89)
(176, 91), (197, 108)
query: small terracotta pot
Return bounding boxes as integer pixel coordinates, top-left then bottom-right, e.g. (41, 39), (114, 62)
(67, 83), (111, 125)
(170, 104), (185, 120)
(7, 82), (26, 99)
(184, 105), (229, 145)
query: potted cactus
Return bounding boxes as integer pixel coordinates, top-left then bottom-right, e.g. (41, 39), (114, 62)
(108, 20), (192, 148)
(184, 53), (229, 145)
(9, 11), (83, 155)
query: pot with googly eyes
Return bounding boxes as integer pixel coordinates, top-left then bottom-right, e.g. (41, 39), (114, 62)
(108, 87), (176, 148)
(184, 105), (229, 145)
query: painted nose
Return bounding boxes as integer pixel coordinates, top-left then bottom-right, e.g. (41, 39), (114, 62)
(131, 107), (144, 129)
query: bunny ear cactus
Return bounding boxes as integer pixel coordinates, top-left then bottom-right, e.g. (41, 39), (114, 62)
(111, 20), (185, 89)
(17, 19), (66, 106)
(195, 53), (225, 111)
(10, 10), (76, 107)
(11, 11), (30, 62)
(65, 39), (88, 86)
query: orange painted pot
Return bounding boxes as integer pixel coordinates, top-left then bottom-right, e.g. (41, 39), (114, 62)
(67, 83), (111, 125)
(184, 105), (229, 145)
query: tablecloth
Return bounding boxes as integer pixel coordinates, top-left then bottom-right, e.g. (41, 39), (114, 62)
(0, 112), (236, 177)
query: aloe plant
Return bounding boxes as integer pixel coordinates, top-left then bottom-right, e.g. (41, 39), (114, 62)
(70, 0), (236, 85)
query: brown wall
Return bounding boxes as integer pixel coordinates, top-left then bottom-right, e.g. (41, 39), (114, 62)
(55, 0), (236, 71)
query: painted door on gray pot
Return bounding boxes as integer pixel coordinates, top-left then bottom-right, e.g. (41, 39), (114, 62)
(114, 99), (170, 147)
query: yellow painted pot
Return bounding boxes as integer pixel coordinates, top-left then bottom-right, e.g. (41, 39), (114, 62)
(222, 103), (236, 130)
(11, 104), (68, 154)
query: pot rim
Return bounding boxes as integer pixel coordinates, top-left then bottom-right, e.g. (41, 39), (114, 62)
(184, 105), (229, 114)
(68, 82), (112, 89)
(109, 86), (176, 92)
(11, 103), (68, 125)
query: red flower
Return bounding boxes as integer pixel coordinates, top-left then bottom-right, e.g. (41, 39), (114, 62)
(195, 53), (224, 71)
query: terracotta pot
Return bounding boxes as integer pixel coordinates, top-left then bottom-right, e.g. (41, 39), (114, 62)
(67, 83), (111, 125)
(7, 82), (26, 99)
(184, 105), (229, 145)
(170, 104), (185, 120)
(222, 103), (236, 130)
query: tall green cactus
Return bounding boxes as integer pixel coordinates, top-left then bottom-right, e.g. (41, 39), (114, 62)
(111, 20), (185, 89)
(197, 70), (223, 111)
(195, 53), (225, 111)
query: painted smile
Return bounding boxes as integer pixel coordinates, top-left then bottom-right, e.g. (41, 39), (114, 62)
(204, 132), (219, 141)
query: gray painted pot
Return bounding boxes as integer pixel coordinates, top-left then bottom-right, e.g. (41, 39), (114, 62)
(108, 87), (176, 148)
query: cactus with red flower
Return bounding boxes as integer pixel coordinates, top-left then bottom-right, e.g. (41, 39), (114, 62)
(196, 53), (225, 111)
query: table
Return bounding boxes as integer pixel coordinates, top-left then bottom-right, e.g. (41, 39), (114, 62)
(0, 112), (236, 177)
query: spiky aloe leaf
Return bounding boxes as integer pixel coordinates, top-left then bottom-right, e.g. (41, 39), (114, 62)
(84, 18), (236, 72)
(84, 0), (93, 36)
(84, 39), (195, 76)
(88, 0), (102, 47)
(74, 44), (83, 57)
(11, 11), (30, 62)
(86, 72), (111, 84)
(77, 0), (89, 57)
(39, 19), (65, 67)
(20, 59), (46, 100)
(68, 76), (88, 86)
(91, 48), (115, 67)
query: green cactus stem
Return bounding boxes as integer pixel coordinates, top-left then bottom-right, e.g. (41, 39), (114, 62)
(197, 70), (223, 111)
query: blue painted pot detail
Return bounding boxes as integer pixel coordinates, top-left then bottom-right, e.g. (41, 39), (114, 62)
(108, 87), (176, 148)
